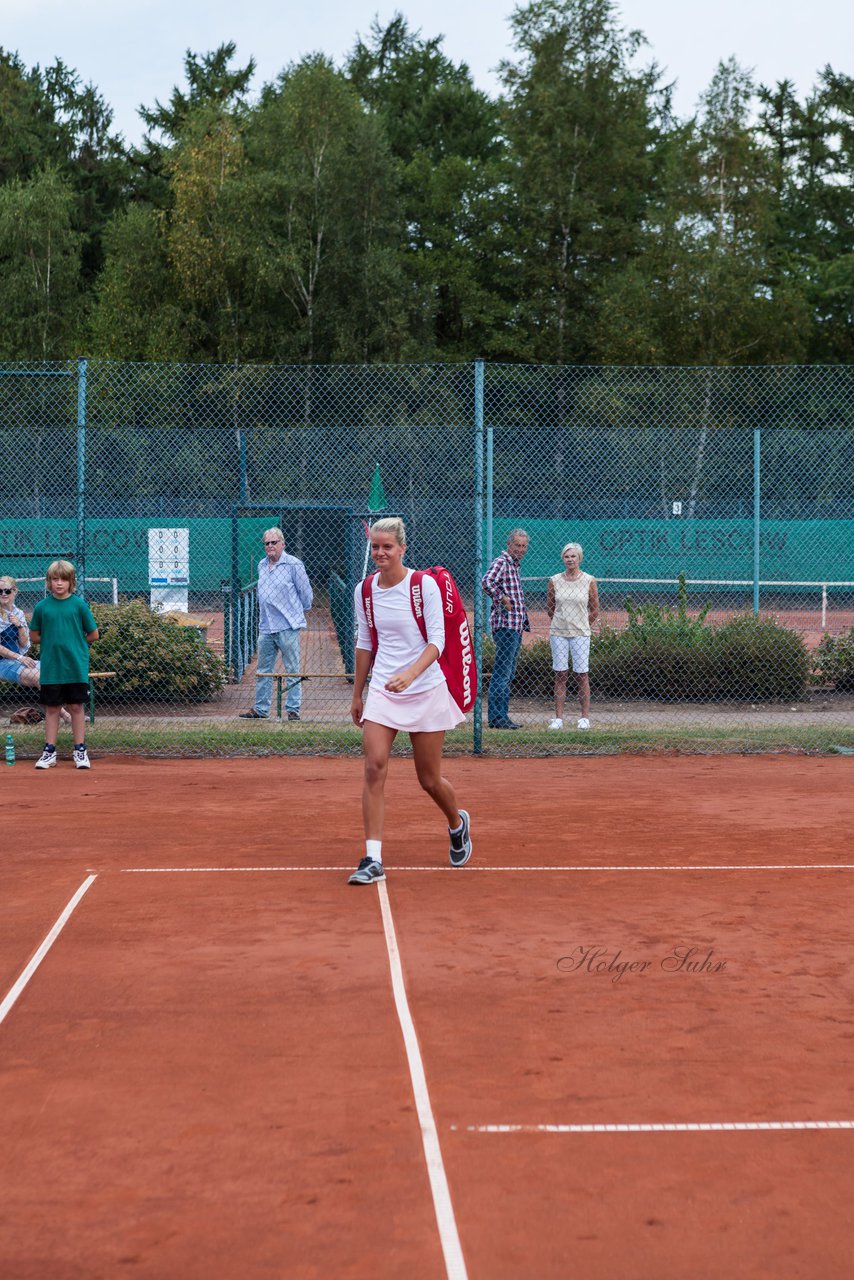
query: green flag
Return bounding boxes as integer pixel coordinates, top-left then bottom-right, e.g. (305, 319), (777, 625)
(368, 463), (387, 512)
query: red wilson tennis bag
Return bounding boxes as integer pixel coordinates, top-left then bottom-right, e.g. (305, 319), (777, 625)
(360, 567), (476, 714)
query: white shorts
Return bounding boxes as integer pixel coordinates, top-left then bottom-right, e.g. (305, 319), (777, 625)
(550, 635), (590, 674)
(363, 681), (466, 733)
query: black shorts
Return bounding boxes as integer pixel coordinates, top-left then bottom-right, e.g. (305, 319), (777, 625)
(39, 682), (90, 707)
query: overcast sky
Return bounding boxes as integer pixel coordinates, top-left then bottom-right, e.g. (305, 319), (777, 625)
(2, 0), (849, 144)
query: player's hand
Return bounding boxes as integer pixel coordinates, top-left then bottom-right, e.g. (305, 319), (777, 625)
(350, 697), (364, 727)
(385, 666), (415, 693)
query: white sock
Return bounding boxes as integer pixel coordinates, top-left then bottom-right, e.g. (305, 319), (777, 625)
(449, 819), (464, 835)
(366, 839), (382, 864)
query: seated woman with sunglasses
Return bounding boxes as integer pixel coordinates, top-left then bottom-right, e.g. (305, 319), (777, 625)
(0, 576), (71, 721)
(0, 576), (39, 690)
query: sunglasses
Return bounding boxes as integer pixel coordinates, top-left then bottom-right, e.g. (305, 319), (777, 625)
(264, 541), (282, 546)
(0, 587), (14, 595)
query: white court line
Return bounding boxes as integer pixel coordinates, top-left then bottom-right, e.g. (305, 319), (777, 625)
(0, 876), (97, 1027)
(376, 879), (468, 1280)
(120, 864), (854, 874)
(456, 1122), (854, 1133)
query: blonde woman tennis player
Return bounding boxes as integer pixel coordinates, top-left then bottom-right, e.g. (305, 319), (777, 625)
(348, 517), (472, 884)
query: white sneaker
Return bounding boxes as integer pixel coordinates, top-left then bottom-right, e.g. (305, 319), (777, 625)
(73, 747), (91, 769)
(548, 718), (563, 730)
(577, 718), (590, 731)
(35, 748), (57, 770)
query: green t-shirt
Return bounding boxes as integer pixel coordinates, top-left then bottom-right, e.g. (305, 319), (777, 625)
(30, 594), (98, 684)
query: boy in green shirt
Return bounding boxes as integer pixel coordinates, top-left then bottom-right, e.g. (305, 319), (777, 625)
(29, 560), (99, 770)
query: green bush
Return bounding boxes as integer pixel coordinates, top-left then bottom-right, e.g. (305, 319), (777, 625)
(88, 600), (227, 703)
(481, 574), (810, 703)
(813, 628), (854, 691)
(592, 615), (809, 702)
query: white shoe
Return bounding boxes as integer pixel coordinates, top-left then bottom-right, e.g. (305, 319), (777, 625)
(577, 718), (590, 731)
(73, 746), (91, 769)
(548, 718), (563, 730)
(35, 748), (57, 769)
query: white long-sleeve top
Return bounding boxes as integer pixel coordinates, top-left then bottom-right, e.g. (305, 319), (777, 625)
(355, 569), (446, 694)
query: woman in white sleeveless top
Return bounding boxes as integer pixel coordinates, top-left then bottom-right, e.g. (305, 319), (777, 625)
(546, 543), (599, 730)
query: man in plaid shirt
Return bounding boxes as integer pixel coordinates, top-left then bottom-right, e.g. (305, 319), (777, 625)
(481, 529), (530, 729)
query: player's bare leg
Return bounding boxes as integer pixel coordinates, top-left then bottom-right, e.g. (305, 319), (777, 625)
(411, 730), (460, 828)
(361, 720), (397, 840)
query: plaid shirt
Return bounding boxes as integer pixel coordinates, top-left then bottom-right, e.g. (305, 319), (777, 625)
(482, 550), (528, 633)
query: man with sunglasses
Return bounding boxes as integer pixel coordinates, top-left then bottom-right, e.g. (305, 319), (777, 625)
(239, 528), (313, 722)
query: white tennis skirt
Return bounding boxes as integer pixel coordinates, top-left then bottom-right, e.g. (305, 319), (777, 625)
(363, 681), (466, 733)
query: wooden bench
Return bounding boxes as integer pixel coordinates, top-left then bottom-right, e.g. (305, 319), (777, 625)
(254, 672), (353, 720)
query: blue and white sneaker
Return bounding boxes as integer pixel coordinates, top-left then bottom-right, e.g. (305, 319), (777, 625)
(449, 809), (472, 867)
(348, 857), (386, 885)
(34, 747), (57, 770)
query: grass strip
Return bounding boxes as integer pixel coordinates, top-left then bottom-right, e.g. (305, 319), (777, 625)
(6, 721), (854, 758)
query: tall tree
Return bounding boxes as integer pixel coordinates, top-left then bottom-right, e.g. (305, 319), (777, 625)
(0, 48), (65, 183)
(758, 68), (854, 362)
(0, 164), (82, 358)
(0, 50), (128, 286)
(165, 106), (257, 362)
(248, 55), (406, 363)
(42, 61), (129, 284)
(88, 204), (189, 360)
(592, 59), (812, 368)
(133, 43), (256, 208)
(347, 15), (506, 357)
(500, 0), (668, 362)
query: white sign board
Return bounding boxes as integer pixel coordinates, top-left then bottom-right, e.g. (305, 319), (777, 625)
(149, 527), (189, 613)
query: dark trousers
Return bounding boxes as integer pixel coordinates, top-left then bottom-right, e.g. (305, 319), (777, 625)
(488, 628), (522, 725)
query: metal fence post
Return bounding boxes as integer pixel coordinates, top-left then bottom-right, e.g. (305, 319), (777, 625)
(753, 427), (761, 616)
(230, 507), (240, 679)
(486, 425), (494, 570)
(76, 357), (87, 597)
(473, 360), (485, 755)
(222, 580), (232, 682)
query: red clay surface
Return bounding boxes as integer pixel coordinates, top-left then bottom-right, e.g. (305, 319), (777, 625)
(2, 756), (854, 1278)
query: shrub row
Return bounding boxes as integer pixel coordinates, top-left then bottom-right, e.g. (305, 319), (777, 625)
(591, 615), (809, 701)
(483, 576), (812, 703)
(813, 629), (854, 692)
(25, 594), (851, 708)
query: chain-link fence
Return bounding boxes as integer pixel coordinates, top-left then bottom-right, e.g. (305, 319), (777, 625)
(1, 360), (852, 756)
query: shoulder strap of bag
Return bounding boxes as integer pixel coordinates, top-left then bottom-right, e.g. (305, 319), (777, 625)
(360, 572), (379, 654)
(408, 569), (429, 643)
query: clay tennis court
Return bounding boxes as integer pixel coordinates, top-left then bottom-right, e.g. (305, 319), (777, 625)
(2, 755), (853, 1278)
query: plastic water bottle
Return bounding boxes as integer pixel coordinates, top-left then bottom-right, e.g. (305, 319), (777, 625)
(5, 733), (15, 766)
